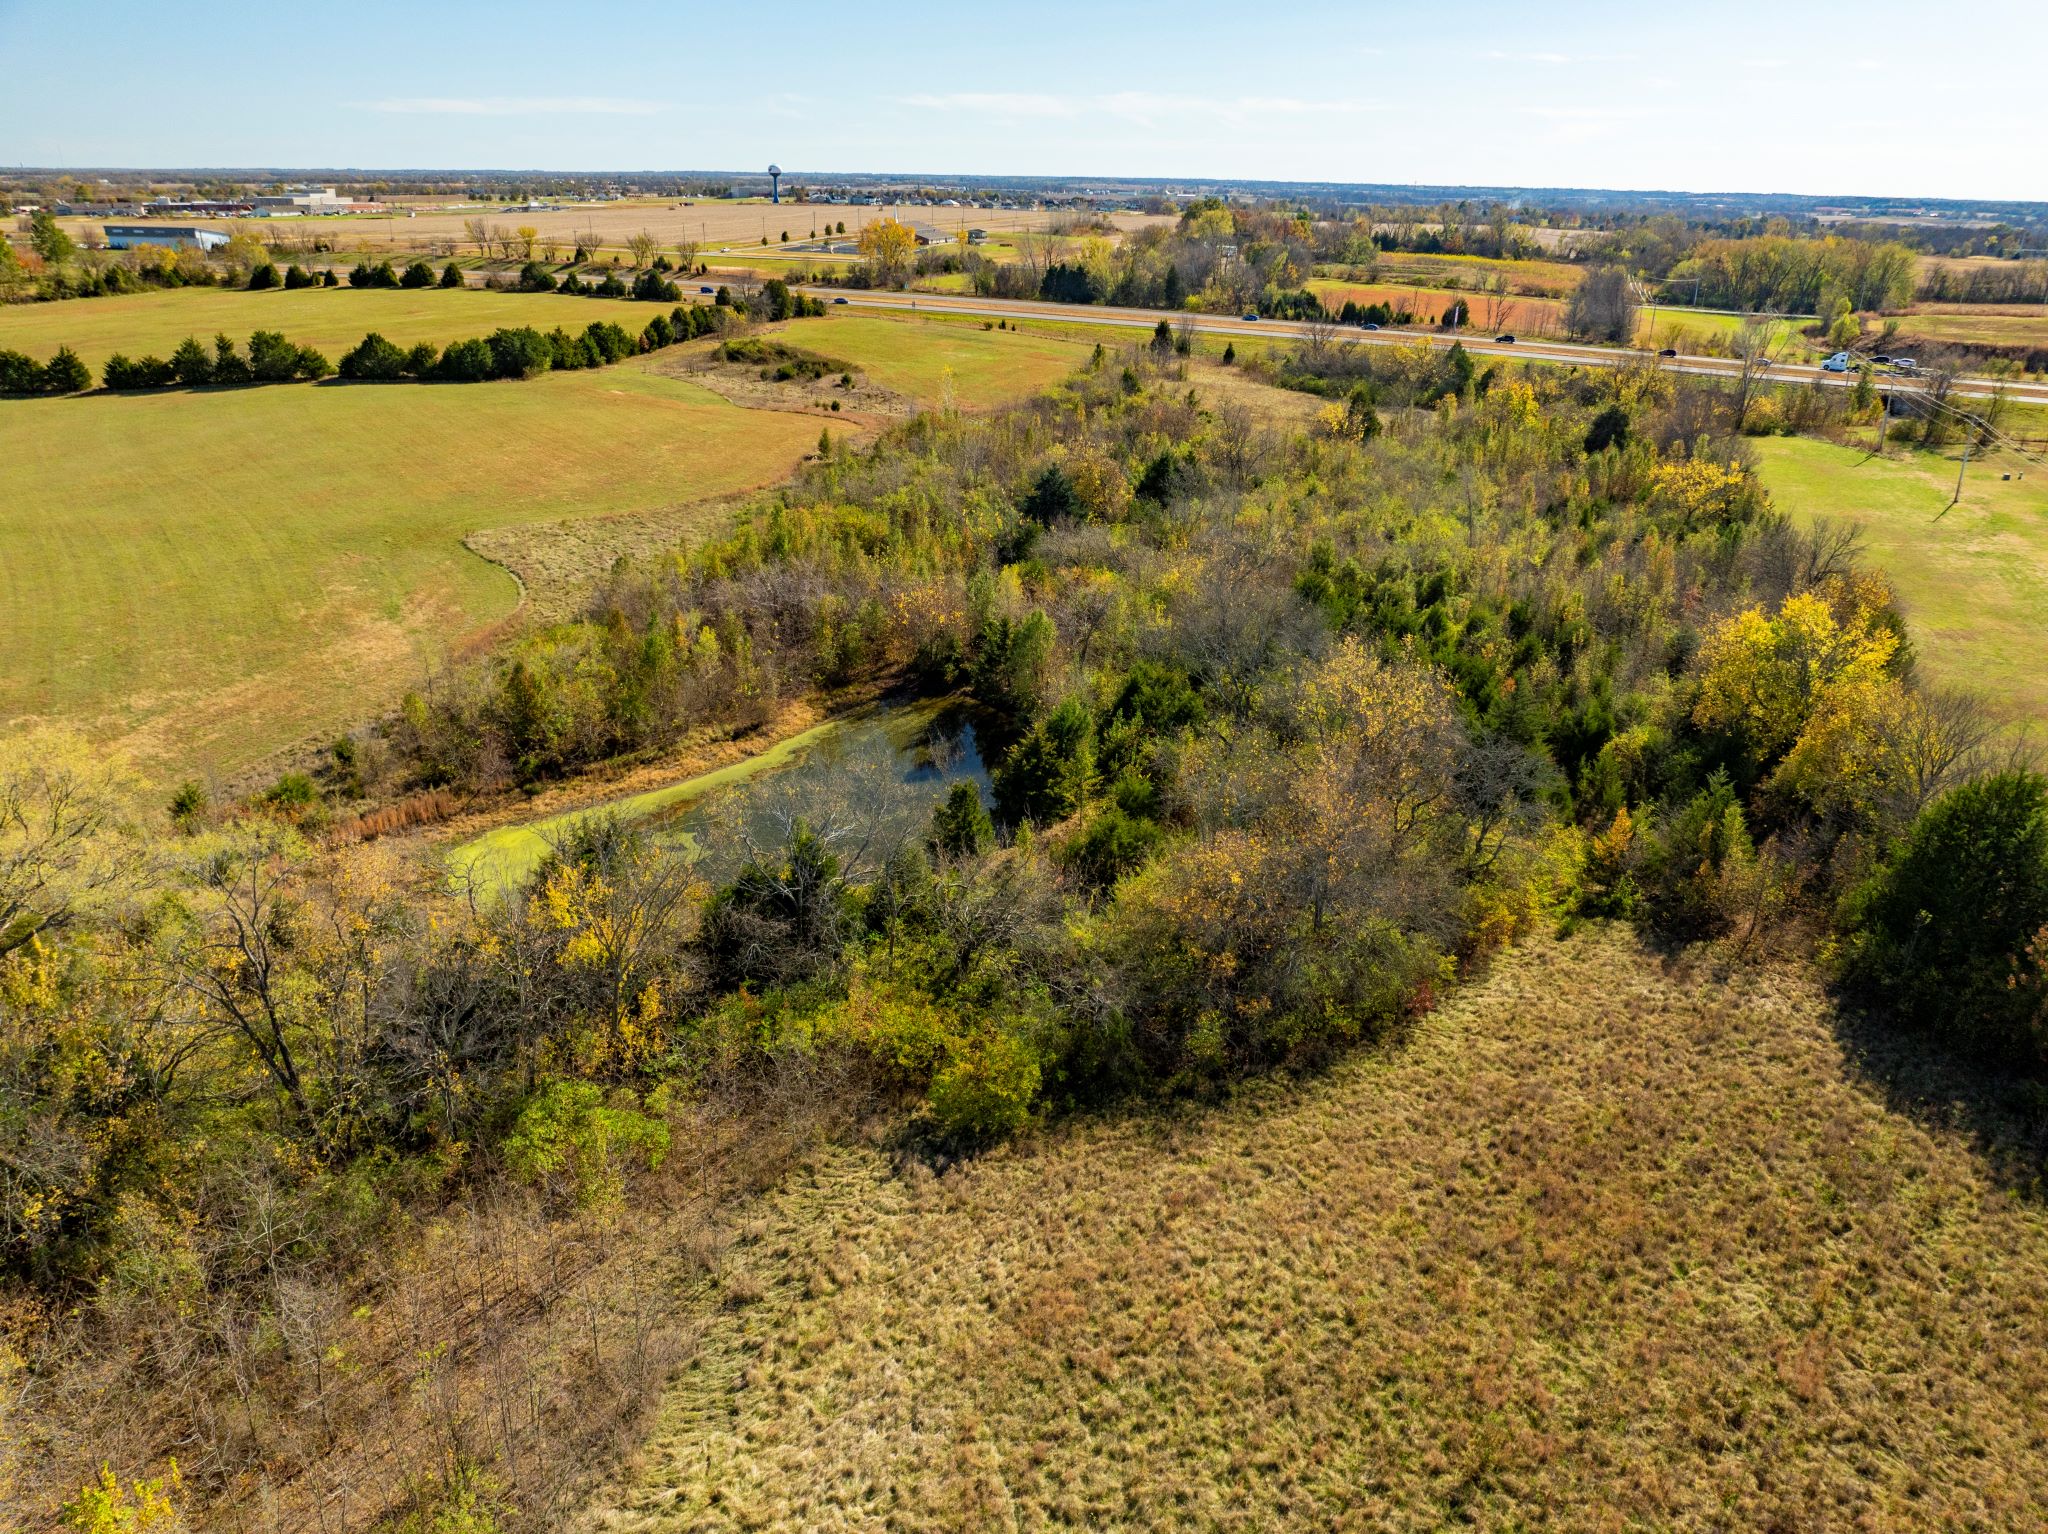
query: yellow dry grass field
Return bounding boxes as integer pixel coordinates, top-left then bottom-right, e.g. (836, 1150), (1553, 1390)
(1307, 279), (1565, 334)
(582, 927), (2048, 1533)
(53, 201), (1173, 264)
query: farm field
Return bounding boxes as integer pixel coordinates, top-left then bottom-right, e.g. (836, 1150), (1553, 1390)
(1894, 307), (2048, 348)
(0, 284), (674, 375)
(1304, 279), (1814, 355)
(0, 361), (821, 774)
(794, 312), (1093, 407)
(1307, 278), (1565, 334)
(585, 926), (2048, 1533)
(1331, 249), (1586, 295)
(1753, 436), (2048, 727)
(53, 201), (1174, 265)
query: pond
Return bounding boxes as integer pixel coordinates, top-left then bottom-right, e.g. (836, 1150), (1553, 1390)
(446, 697), (995, 896)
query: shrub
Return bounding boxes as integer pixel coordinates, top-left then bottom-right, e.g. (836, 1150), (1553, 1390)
(930, 780), (994, 858)
(0, 349), (41, 394)
(1841, 771), (2048, 1062)
(59, 1459), (182, 1533)
(927, 1029), (1041, 1139)
(41, 346), (91, 394)
(247, 329), (304, 382)
(168, 336), (212, 385)
(1060, 803), (1164, 894)
(1636, 771), (1754, 935)
(502, 1081), (670, 1209)
(994, 698), (1096, 824)
(210, 333), (251, 385)
(1020, 464), (1081, 525)
(437, 337), (494, 382)
(339, 331), (407, 382)
(486, 326), (553, 379)
(583, 321), (636, 364)
(102, 353), (174, 390)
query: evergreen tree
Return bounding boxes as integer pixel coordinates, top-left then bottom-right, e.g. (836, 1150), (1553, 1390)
(169, 335), (213, 385)
(930, 781), (995, 858)
(40, 346), (90, 394)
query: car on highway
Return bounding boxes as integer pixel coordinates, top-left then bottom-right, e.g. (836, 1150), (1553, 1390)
(1493, 334), (1515, 344)
(1658, 347), (1678, 358)
(1822, 351), (1853, 372)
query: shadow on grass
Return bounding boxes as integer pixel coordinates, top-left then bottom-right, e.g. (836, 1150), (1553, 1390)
(1828, 992), (2048, 1202)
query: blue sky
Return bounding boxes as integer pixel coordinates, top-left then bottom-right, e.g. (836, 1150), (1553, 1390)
(2, 0), (2041, 200)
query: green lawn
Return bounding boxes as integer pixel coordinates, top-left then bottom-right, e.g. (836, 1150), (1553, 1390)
(800, 311), (1092, 407)
(1753, 435), (2048, 726)
(0, 285), (678, 375)
(0, 361), (820, 775)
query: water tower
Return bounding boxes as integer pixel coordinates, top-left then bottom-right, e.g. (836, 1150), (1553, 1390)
(768, 164), (781, 205)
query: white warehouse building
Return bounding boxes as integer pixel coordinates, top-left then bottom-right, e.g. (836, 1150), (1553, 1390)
(103, 224), (229, 252)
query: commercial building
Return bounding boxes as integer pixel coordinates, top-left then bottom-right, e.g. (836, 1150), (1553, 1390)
(103, 224), (228, 252)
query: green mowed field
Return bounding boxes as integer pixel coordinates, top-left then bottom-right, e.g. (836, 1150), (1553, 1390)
(0, 285), (676, 375)
(1753, 436), (2048, 725)
(0, 362), (820, 774)
(803, 311), (1093, 407)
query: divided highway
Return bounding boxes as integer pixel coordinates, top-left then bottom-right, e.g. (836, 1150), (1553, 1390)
(800, 287), (2048, 409)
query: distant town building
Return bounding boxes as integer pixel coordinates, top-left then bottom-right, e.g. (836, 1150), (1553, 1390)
(252, 185), (348, 212)
(103, 224), (228, 252)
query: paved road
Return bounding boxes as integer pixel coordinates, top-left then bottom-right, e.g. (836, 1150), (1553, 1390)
(800, 288), (2048, 409)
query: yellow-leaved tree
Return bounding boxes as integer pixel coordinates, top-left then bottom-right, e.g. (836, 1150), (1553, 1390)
(1691, 585), (1982, 823)
(856, 217), (917, 286)
(1692, 589), (1898, 768)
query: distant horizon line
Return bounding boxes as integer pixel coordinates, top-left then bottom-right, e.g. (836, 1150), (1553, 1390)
(12, 166), (2048, 212)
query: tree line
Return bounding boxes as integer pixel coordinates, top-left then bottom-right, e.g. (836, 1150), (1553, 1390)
(336, 305), (723, 383)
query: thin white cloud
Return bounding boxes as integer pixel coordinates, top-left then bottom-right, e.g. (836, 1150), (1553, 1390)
(358, 96), (669, 116)
(1484, 49), (1636, 65)
(898, 91), (1080, 117)
(1521, 106), (1649, 121)
(898, 91), (1386, 126)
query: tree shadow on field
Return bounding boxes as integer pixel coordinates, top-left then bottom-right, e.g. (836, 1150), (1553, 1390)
(1826, 993), (2048, 1202)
